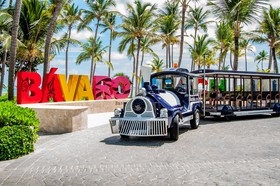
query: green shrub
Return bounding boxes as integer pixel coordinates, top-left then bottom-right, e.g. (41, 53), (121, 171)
(0, 94), (8, 102)
(0, 101), (39, 160)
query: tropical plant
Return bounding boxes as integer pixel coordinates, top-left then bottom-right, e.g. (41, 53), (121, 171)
(147, 55), (165, 72)
(255, 50), (269, 70)
(208, 0), (268, 71)
(76, 37), (112, 77)
(213, 21), (233, 70)
(188, 34), (214, 69)
(250, 6), (280, 73)
(43, 0), (64, 81)
(158, 13), (180, 68)
(8, 0), (22, 101)
(185, 6), (212, 70)
(59, 3), (83, 78)
(178, 0), (191, 67)
(0, 10), (13, 96)
(120, 0), (156, 95)
(79, 0), (115, 84)
(17, 0), (50, 72)
(239, 38), (254, 71)
(100, 12), (117, 77)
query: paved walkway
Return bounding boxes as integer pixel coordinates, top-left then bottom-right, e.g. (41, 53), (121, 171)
(0, 115), (280, 185)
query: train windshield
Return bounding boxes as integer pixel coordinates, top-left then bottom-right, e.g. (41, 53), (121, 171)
(152, 74), (188, 93)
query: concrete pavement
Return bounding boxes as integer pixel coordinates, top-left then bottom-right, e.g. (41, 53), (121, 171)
(0, 115), (280, 185)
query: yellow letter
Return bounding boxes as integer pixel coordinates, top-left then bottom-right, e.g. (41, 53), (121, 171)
(57, 74), (79, 101)
(74, 75), (94, 101)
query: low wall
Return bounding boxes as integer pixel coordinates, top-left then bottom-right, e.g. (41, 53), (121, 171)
(41, 99), (129, 114)
(19, 99), (129, 133)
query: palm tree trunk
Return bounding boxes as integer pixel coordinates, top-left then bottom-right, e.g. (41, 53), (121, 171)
(191, 28), (198, 71)
(8, 0), (22, 101)
(135, 38), (141, 95)
(178, 0), (187, 67)
(218, 48), (222, 70)
(245, 48), (247, 71)
(0, 50), (7, 96)
(28, 58), (35, 72)
(222, 52), (227, 69)
(9, 0), (12, 8)
(233, 35), (239, 70)
(268, 47), (272, 70)
(171, 44), (174, 67)
(66, 24), (72, 79)
(93, 62), (97, 77)
(90, 19), (100, 84)
(43, 0), (63, 81)
(166, 46), (168, 68)
(108, 29), (112, 77)
(168, 42), (171, 68)
(139, 49), (145, 83)
(230, 50), (233, 69)
(272, 47), (279, 73)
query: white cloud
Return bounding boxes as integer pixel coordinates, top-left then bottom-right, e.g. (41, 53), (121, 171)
(71, 29), (93, 41)
(110, 52), (127, 60)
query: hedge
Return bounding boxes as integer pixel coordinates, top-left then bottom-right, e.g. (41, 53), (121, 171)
(0, 101), (39, 160)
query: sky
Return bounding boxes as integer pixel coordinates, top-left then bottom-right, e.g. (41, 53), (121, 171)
(3, 0), (280, 91)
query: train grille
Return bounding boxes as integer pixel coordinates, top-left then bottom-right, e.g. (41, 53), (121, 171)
(119, 120), (168, 136)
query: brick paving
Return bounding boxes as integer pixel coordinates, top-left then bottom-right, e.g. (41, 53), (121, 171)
(0, 115), (280, 185)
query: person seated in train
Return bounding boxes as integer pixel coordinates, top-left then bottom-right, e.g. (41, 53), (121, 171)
(209, 87), (217, 106)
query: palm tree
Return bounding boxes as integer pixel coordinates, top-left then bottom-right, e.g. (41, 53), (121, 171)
(60, 3), (82, 79)
(43, 0), (63, 80)
(188, 34), (214, 69)
(0, 9), (12, 96)
(208, 0), (268, 71)
(255, 50), (269, 70)
(117, 23), (137, 96)
(121, 1), (156, 95)
(159, 0), (180, 68)
(185, 6), (212, 70)
(251, 6), (280, 73)
(178, 0), (193, 67)
(100, 12), (117, 77)
(147, 55), (165, 72)
(239, 39), (254, 71)
(76, 37), (112, 77)
(8, 0), (22, 101)
(214, 21), (233, 70)
(80, 0), (115, 84)
(18, 0), (50, 72)
(158, 14), (180, 68)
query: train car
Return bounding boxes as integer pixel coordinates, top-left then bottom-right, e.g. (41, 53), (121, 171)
(192, 69), (280, 119)
(109, 66), (202, 140)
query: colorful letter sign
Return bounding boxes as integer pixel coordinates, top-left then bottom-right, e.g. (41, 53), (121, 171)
(17, 68), (131, 104)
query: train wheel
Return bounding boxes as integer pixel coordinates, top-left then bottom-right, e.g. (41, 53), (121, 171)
(169, 115), (179, 141)
(190, 109), (200, 129)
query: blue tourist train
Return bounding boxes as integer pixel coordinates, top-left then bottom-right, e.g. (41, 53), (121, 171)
(109, 66), (202, 140)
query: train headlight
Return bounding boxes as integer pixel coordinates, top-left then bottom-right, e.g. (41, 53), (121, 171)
(114, 108), (123, 117)
(160, 108), (168, 118)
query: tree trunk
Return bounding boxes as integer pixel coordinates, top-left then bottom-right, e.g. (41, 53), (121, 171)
(191, 27), (198, 71)
(218, 48), (222, 70)
(233, 35), (239, 70)
(108, 29), (112, 77)
(268, 47), (272, 70)
(171, 44), (174, 67)
(43, 0), (63, 81)
(92, 62), (97, 77)
(0, 50), (7, 96)
(135, 38), (141, 95)
(245, 48), (247, 71)
(272, 47), (279, 73)
(9, 0), (13, 8)
(8, 0), (22, 101)
(178, 0), (187, 67)
(139, 49), (145, 84)
(66, 24), (72, 79)
(168, 42), (171, 68)
(90, 19), (100, 84)
(166, 45), (168, 68)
